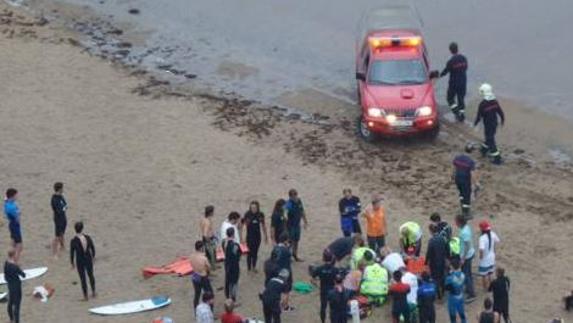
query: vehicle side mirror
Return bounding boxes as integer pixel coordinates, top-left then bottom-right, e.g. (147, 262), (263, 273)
(356, 72), (366, 81)
(429, 70), (439, 79)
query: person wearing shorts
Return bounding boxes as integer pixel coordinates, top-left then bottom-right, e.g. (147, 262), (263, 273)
(286, 189), (307, 262)
(4, 189), (23, 264)
(51, 182), (68, 258)
(478, 220), (500, 290)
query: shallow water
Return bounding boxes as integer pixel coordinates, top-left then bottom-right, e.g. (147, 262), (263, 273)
(41, 0), (572, 123)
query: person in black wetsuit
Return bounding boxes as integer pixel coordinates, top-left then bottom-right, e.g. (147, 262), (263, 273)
(326, 236), (356, 264)
(327, 273), (351, 323)
(5, 249), (25, 323)
(243, 201), (268, 272)
(270, 199), (287, 245)
(425, 223), (449, 299)
(261, 268), (290, 323)
(51, 182), (68, 258)
(70, 221), (96, 300)
(489, 267), (511, 323)
(440, 42), (468, 122)
(272, 233), (294, 312)
(310, 250), (339, 323)
(224, 227), (241, 302)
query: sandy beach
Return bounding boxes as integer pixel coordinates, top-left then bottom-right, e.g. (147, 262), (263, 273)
(0, 2), (572, 323)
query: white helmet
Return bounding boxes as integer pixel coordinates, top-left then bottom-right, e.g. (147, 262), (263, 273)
(479, 83), (495, 100)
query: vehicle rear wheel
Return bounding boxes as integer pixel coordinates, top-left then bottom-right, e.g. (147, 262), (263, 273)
(356, 116), (378, 142)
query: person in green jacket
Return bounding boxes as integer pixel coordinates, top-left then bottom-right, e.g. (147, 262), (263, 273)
(351, 236), (375, 270)
(360, 250), (388, 305)
(400, 221), (423, 257)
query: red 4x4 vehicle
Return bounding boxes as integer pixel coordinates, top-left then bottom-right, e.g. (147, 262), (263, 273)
(355, 6), (439, 141)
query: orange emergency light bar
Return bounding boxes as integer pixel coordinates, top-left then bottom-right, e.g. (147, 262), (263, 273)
(368, 36), (422, 49)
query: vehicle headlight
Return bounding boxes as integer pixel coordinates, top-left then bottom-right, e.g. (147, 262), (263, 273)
(367, 108), (384, 117)
(416, 106), (433, 117)
(386, 114), (397, 124)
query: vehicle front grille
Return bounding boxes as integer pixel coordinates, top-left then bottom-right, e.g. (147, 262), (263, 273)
(384, 108), (417, 118)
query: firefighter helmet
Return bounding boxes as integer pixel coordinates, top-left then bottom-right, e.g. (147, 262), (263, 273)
(479, 83), (495, 100)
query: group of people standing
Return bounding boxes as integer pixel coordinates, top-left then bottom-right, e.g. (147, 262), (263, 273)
(190, 185), (512, 323)
(3, 183), (97, 323)
(192, 189), (309, 323)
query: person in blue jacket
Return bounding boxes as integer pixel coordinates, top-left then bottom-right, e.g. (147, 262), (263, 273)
(338, 189), (361, 237)
(4, 188), (23, 263)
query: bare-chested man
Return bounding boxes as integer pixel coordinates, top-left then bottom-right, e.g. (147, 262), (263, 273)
(200, 205), (217, 268)
(190, 240), (213, 310)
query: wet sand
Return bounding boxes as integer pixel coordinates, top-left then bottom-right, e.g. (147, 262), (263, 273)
(0, 3), (572, 323)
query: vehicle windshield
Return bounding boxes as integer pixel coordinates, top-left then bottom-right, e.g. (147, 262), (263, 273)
(368, 59), (426, 85)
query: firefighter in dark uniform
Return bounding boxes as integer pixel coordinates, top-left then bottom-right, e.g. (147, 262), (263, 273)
(452, 154), (480, 218)
(474, 83), (505, 165)
(440, 42), (468, 122)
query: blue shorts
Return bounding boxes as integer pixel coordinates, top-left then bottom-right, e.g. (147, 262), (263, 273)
(9, 222), (22, 244)
(341, 217), (353, 234)
(478, 265), (495, 276)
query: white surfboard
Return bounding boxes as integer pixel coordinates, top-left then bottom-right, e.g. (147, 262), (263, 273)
(89, 296), (171, 315)
(0, 267), (48, 285)
(0, 292), (6, 300)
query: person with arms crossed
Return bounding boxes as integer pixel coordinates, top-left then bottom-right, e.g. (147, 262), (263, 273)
(51, 182), (68, 258)
(4, 189), (23, 264)
(338, 188), (361, 237)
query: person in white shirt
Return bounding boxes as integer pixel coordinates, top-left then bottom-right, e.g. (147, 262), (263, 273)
(400, 267), (419, 321)
(220, 212), (242, 249)
(381, 251), (406, 275)
(196, 292), (214, 323)
(478, 220), (500, 290)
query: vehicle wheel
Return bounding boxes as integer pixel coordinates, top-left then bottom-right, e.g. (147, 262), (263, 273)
(356, 116), (377, 142)
(424, 123), (440, 141)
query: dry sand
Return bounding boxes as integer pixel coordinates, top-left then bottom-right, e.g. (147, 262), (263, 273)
(0, 3), (572, 323)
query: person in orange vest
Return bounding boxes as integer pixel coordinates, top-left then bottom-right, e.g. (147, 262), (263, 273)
(360, 193), (387, 256)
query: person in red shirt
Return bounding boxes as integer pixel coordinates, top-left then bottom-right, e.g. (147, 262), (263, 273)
(390, 270), (411, 323)
(220, 299), (245, 323)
